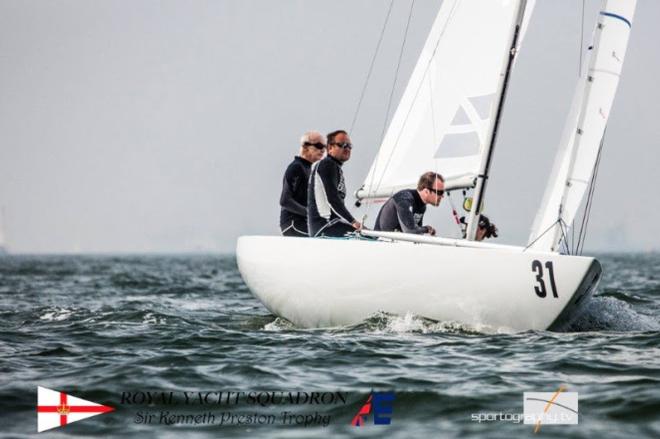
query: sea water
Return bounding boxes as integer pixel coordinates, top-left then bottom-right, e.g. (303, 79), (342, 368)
(1, 254), (658, 438)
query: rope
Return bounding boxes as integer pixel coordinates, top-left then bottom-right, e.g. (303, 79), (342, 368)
(445, 192), (463, 236)
(349, 0), (395, 134)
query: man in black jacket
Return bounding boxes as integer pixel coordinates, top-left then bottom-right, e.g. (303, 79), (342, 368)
(374, 172), (444, 235)
(307, 130), (362, 237)
(279, 131), (326, 236)
(374, 171), (497, 241)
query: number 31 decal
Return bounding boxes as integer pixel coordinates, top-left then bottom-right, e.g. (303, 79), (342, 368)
(532, 260), (558, 298)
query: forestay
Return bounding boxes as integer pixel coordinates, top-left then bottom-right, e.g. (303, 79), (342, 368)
(356, 0), (535, 200)
(528, 0), (636, 252)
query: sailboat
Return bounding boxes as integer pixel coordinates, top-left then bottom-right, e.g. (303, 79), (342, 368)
(237, 0), (636, 331)
(0, 207), (7, 255)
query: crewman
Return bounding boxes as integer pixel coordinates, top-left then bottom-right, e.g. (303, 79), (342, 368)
(279, 131), (326, 236)
(374, 171), (498, 241)
(307, 130), (362, 237)
(374, 172), (444, 235)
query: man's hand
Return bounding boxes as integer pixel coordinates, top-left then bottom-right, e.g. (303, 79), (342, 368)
(476, 227), (486, 241)
(425, 225), (436, 236)
(352, 221), (363, 231)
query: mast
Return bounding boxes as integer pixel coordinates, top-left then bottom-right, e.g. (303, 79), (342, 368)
(465, 0), (528, 241)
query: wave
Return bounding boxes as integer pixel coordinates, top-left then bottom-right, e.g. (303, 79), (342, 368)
(38, 306), (77, 322)
(346, 311), (494, 335)
(261, 299), (659, 335)
(567, 295), (660, 332)
(261, 312), (500, 335)
(263, 317), (296, 331)
(32, 306), (185, 328)
(598, 289), (654, 304)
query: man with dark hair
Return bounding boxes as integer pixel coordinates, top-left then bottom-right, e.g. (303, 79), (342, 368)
(374, 171), (445, 235)
(279, 131), (326, 237)
(307, 130), (362, 237)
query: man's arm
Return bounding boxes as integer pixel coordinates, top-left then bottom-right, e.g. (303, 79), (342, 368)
(393, 193), (430, 234)
(317, 161), (356, 224)
(279, 165), (307, 217)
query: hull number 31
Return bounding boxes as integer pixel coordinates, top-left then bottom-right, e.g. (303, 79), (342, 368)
(532, 260), (558, 298)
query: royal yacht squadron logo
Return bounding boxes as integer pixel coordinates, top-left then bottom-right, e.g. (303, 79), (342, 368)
(524, 386), (578, 433)
(37, 386), (114, 432)
(351, 392), (395, 426)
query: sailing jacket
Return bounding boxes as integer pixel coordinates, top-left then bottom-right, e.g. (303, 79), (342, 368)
(279, 156), (313, 235)
(307, 155), (356, 236)
(374, 189), (430, 234)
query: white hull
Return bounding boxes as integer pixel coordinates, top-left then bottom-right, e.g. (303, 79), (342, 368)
(236, 236), (600, 331)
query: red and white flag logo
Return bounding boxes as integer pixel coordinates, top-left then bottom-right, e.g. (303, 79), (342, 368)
(37, 386), (114, 432)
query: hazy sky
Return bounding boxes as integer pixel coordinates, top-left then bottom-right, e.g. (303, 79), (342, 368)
(0, 0), (658, 253)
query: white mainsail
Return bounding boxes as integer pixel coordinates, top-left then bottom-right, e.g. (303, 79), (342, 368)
(356, 0), (535, 200)
(528, 0), (636, 252)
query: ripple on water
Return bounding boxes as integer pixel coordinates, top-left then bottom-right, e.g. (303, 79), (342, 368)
(569, 295), (660, 332)
(1, 254), (659, 438)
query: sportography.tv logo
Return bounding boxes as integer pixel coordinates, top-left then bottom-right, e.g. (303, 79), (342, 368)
(524, 386), (578, 433)
(351, 392), (395, 426)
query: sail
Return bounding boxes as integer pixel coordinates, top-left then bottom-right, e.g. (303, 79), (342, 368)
(357, 0), (535, 200)
(528, 0), (636, 252)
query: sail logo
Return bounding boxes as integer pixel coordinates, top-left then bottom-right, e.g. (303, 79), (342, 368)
(37, 386), (114, 432)
(523, 386), (578, 433)
(351, 392), (395, 426)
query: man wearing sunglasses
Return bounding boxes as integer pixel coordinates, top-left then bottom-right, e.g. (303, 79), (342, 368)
(307, 130), (363, 237)
(374, 172), (445, 235)
(279, 131), (326, 237)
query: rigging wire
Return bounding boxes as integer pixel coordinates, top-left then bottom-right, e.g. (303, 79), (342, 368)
(576, 131), (606, 255)
(429, 74), (438, 146)
(560, 220), (571, 255)
(523, 218), (561, 252)
(579, 0), (586, 77)
(349, 0), (395, 134)
(571, 219), (576, 255)
(379, 0), (416, 144)
(362, 0), (417, 219)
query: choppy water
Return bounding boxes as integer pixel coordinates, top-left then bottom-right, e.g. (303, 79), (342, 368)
(1, 253), (658, 438)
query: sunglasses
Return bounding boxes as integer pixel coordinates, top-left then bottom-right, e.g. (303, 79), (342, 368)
(330, 142), (353, 150)
(304, 142), (326, 150)
(426, 187), (444, 196)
